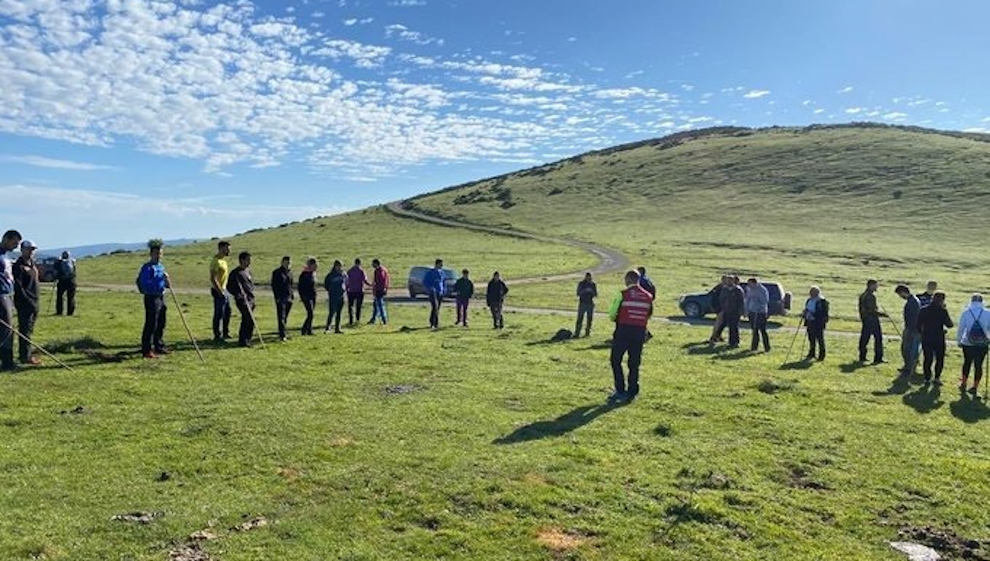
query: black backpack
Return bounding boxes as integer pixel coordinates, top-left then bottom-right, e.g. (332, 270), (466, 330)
(966, 310), (989, 346)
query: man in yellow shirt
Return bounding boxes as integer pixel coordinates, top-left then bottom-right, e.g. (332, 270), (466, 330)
(210, 241), (231, 342)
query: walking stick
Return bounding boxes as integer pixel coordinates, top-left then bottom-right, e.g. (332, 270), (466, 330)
(0, 316), (74, 371)
(243, 301), (265, 349)
(167, 285), (205, 363)
(782, 315), (804, 365)
(49, 281), (56, 314)
(878, 305), (902, 338)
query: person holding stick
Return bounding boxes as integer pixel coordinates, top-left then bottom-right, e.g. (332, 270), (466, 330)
(802, 286), (830, 361)
(13, 240), (41, 366)
(209, 241), (231, 342)
(227, 252), (257, 348)
(271, 256), (294, 342)
(0, 230), (22, 371)
(54, 250), (76, 316)
(956, 294), (990, 395)
(324, 260), (346, 334)
(136, 239), (170, 359)
(298, 257), (318, 336)
(858, 279), (885, 364)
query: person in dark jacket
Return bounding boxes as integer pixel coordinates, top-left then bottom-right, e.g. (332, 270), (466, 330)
(858, 279), (885, 364)
(454, 269), (474, 327)
(917, 291), (952, 384)
(423, 259), (446, 330)
(324, 260), (346, 334)
(55, 250), (77, 316)
(574, 272), (597, 338)
(486, 271), (509, 329)
(917, 281), (938, 309)
(368, 259), (390, 325)
(722, 276), (745, 349)
(227, 252), (256, 347)
(136, 239), (170, 358)
(271, 256), (294, 341)
(744, 278), (770, 352)
(708, 275), (729, 344)
(0, 230), (21, 371)
(346, 258), (369, 326)
(608, 270), (653, 403)
(802, 286), (830, 361)
(13, 240), (41, 365)
(298, 257), (318, 336)
(637, 267), (656, 300)
(897, 284), (921, 376)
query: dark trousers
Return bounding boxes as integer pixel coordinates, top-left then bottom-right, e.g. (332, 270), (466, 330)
(0, 295), (13, 368)
(15, 302), (37, 362)
(490, 301), (504, 329)
(141, 294), (166, 354)
(326, 296), (344, 331)
(921, 339), (946, 379)
(301, 297), (315, 335)
(859, 316), (883, 361)
(428, 291), (442, 328)
(456, 297), (470, 325)
(611, 324), (646, 396)
(275, 299), (292, 339)
(749, 312), (770, 351)
(726, 314), (741, 347)
(347, 291), (364, 325)
(807, 324), (826, 359)
(236, 299), (255, 345)
(211, 288), (231, 339)
(575, 302), (594, 336)
(56, 280), (76, 316)
(961, 345), (988, 384)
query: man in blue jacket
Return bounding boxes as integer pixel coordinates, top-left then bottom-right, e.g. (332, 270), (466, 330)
(135, 239), (170, 358)
(424, 258), (446, 330)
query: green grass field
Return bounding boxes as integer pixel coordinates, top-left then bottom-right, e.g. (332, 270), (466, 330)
(1, 291), (988, 560)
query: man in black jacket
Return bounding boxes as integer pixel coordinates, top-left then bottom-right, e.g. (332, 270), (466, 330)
(13, 240), (41, 365)
(803, 286), (830, 361)
(708, 275), (728, 344)
(916, 291), (952, 384)
(55, 250), (77, 316)
(486, 272), (509, 329)
(574, 272), (597, 338)
(271, 256), (294, 342)
(722, 276), (745, 349)
(858, 279), (884, 364)
(298, 257), (318, 336)
(227, 252), (256, 347)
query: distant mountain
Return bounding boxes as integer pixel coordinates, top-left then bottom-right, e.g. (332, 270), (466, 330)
(37, 239), (198, 259)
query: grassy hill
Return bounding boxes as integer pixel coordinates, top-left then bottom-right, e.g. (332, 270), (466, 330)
(407, 124), (990, 323)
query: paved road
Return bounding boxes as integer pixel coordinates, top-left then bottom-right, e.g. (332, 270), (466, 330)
(383, 200), (629, 284)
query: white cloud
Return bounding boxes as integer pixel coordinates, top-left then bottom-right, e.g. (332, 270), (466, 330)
(883, 112), (908, 120)
(388, 0), (427, 5)
(963, 127), (989, 133)
(385, 23), (443, 46)
(844, 107), (863, 114)
(307, 39), (391, 68)
(813, 108), (825, 114)
(1, 154), (117, 171)
(743, 89), (770, 99)
(837, 86), (854, 94)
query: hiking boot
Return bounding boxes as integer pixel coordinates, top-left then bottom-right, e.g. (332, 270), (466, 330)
(933, 377), (943, 386)
(805, 353), (815, 361)
(334, 329), (343, 334)
(143, 352), (158, 359)
(872, 359), (887, 365)
(968, 386), (978, 396)
(607, 391), (626, 404)
(959, 379), (968, 391)
(23, 357), (41, 366)
(238, 341), (251, 348)
(155, 347), (171, 355)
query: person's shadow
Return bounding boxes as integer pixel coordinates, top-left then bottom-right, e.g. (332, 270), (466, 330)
(872, 374), (911, 396)
(493, 402), (620, 444)
(902, 384), (944, 414)
(950, 392), (990, 423)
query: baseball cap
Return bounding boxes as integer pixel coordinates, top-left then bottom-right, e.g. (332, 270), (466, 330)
(20, 240), (38, 250)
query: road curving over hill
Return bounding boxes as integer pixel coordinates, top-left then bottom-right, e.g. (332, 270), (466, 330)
(383, 200), (629, 284)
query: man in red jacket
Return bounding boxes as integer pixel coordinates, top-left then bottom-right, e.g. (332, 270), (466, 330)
(368, 258), (390, 325)
(608, 270), (654, 403)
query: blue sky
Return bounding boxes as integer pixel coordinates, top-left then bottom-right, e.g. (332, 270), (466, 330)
(1, 0), (987, 247)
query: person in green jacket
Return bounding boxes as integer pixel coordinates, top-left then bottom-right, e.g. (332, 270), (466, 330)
(454, 269), (474, 327)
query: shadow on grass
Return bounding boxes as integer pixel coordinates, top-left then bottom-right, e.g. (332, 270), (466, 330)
(493, 402), (621, 444)
(872, 374), (911, 396)
(779, 359), (813, 370)
(665, 315), (783, 330)
(902, 384), (944, 414)
(714, 349), (756, 361)
(840, 360), (872, 374)
(950, 392), (990, 423)
(682, 342), (720, 356)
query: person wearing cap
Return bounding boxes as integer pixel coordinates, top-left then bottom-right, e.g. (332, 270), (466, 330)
(55, 250), (77, 316)
(368, 258), (390, 325)
(271, 256), (294, 342)
(227, 251), (256, 347)
(802, 286), (830, 361)
(13, 240), (41, 365)
(298, 257), (318, 336)
(608, 270), (653, 403)
(0, 230), (22, 370)
(209, 241), (231, 342)
(135, 239), (170, 358)
(896, 284), (922, 376)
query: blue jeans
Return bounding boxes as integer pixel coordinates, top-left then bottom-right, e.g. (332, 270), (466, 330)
(370, 294), (388, 324)
(901, 329), (921, 374)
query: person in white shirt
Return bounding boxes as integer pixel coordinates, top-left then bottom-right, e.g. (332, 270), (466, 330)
(955, 293), (990, 395)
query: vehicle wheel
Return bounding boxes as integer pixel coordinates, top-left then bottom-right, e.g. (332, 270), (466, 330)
(683, 302), (702, 318)
(783, 292), (792, 310)
(409, 290), (416, 299)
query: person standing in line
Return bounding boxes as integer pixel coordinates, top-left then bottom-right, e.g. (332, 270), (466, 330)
(454, 269), (475, 327)
(896, 285), (922, 377)
(803, 286), (830, 361)
(708, 275), (729, 344)
(135, 239), (170, 358)
(13, 240), (41, 365)
(917, 291), (952, 385)
(858, 279), (885, 364)
(608, 270), (653, 404)
(324, 260), (346, 334)
(368, 259), (390, 325)
(54, 250), (77, 316)
(574, 272), (597, 338)
(424, 259), (446, 330)
(957, 294), (990, 395)
(226, 252), (256, 348)
(723, 276), (745, 349)
(637, 266), (657, 300)
(745, 277), (770, 352)
(486, 271), (509, 329)
(346, 258), (369, 326)
(271, 256), (294, 342)
(209, 241), (232, 342)
(917, 280), (938, 309)
(0, 230), (22, 371)
(298, 257), (318, 336)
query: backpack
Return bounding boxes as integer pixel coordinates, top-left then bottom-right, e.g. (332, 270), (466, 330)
(966, 310), (989, 346)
